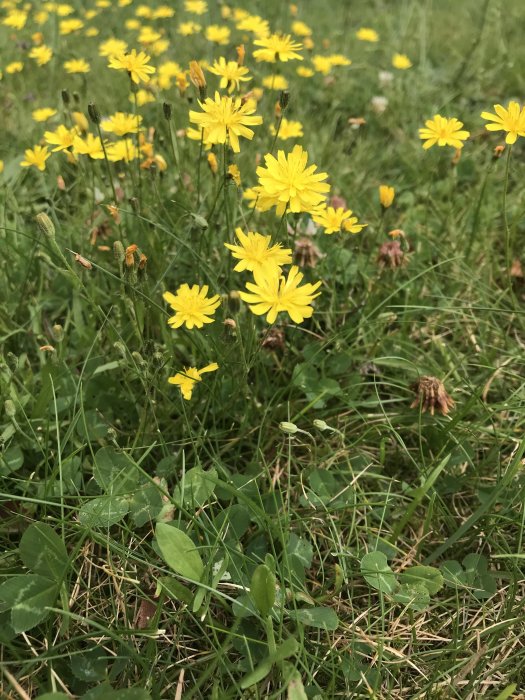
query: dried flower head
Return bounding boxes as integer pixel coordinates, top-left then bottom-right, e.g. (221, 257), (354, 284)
(261, 326), (285, 351)
(410, 376), (455, 416)
(377, 240), (406, 269)
(294, 237), (322, 268)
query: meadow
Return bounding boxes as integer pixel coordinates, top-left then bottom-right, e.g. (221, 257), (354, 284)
(1, 0), (525, 698)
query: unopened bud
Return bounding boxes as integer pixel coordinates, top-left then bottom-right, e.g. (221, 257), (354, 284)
(36, 212), (55, 239)
(52, 324), (64, 342)
(87, 101), (101, 124)
(227, 290), (240, 312)
(132, 351), (146, 366)
(279, 421), (298, 435)
(313, 419), (329, 431)
(113, 240), (125, 263)
(207, 152), (218, 175)
(236, 44), (245, 66)
(163, 102), (172, 120)
(189, 60), (207, 99)
(61, 89), (70, 106)
(5, 400), (16, 418)
(279, 90), (290, 111)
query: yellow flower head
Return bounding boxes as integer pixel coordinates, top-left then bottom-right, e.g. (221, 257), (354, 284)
(236, 14), (270, 37)
(44, 124), (78, 152)
(379, 185), (395, 208)
(205, 24), (230, 45)
(356, 27), (379, 42)
(106, 138), (139, 162)
(419, 115), (470, 150)
(228, 163), (241, 186)
(253, 33), (303, 63)
(6, 61), (24, 74)
(32, 107), (57, 122)
(239, 266), (321, 324)
(101, 112), (143, 136)
(108, 49), (156, 84)
(64, 58), (90, 73)
(313, 206), (367, 234)
(185, 0), (207, 14)
(178, 21), (202, 35)
(208, 57), (251, 93)
(392, 53), (412, 70)
(21, 145), (50, 171)
(225, 227), (293, 276)
(262, 75), (289, 90)
(169, 363), (219, 400)
(254, 145), (330, 216)
(59, 18), (83, 34)
(29, 45), (53, 66)
(163, 284), (221, 330)
(189, 91), (263, 153)
(270, 118), (304, 140)
(72, 134), (105, 159)
(481, 101), (525, 145)
(99, 38), (128, 57)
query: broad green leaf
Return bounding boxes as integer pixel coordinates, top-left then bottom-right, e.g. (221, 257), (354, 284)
(240, 657), (273, 690)
(173, 467), (217, 508)
(129, 484), (163, 526)
(19, 523), (68, 581)
(360, 552), (398, 594)
(0, 574), (58, 633)
(79, 496), (129, 528)
(93, 446), (139, 495)
(156, 576), (193, 605)
(35, 694), (71, 700)
(250, 564), (276, 617)
(399, 565), (444, 595)
(0, 445), (24, 475)
(270, 636), (298, 662)
(287, 671), (308, 700)
(440, 560), (466, 587)
(155, 523), (204, 581)
(392, 583), (430, 611)
(71, 647), (108, 681)
(289, 606), (339, 630)
(286, 534), (313, 569)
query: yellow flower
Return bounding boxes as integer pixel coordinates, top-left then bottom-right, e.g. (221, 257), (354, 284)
(225, 227), (292, 276)
(72, 111), (89, 132)
(29, 45), (53, 66)
(101, 112), (143, 136)
(379, 185), (395, 208)
(236, 14), (270, 38)
(163, 284), (221, 330)
(481, 101), (525, 145)
(356, 27), (379, 42)
(106, 139), (139, 162)
(3, 10), (28, 29)
(297, 66), (314, 78)
(291, 20), (312, 36)
(168, 363), (219, 401)
(253, 33), (303, 63)
(392, 53), (412, 70)
(419, 115), (470, 150)
(189, 91), (263, 153)
(207, 152), (218, 174)
(228, 164), (241, 186)
(270, 118), (303, 140)
(72, 134), (105, 159)
(178, 21), (201, 35)
(313, 206), (367, 234)
(99, 38), (128, 57)
(64, 58), (90, 73)
(205, 24), (230, 45)
(108, 49), (156, 84)
(312, 55), (333, 75)
(152, 6), (175, 19)
(262, 75), (289, 90)
(44, 125), (78, 152)
(59, 18), (83, 34)
(208, 57), (251, 93)
(6, 62), (24, 74)
(130, 89), (155, 106)
(21, 145), (50, 171)
(138, 26), (161, 45)
(185, 0), (207, 14)
(239, 266), (321, 324)
(32, 107), (57, 122)
(254, 145), (330, 216)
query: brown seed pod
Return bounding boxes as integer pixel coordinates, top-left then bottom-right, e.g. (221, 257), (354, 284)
(410, 376), (455, 416)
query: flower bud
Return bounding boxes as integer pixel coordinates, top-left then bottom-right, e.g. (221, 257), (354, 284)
(163, 102), (172, 120)
(87, 101), (101, 124)
(61, 89), (70, 106)
(379, 185), (395, 209)
(207, 152), (218, 175)
(36, 212), (55, 239)
(313, 419), (329, 431)
(236, 44), (245, 66)
(279, 421), (298, 435)
(113, 240), (125, 264)
(189, 60), (207, 100)
(279, 90), (290, 112)
(5, 400), (16, 418)
(52, 324), (64, 342)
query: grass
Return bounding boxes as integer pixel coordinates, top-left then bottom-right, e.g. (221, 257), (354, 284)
(1, 0), (525, 698)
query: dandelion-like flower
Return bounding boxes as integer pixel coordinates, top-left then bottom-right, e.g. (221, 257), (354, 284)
(254, 145), (330, 216)
(163, 284), (221, 329)
(239, 266), (321, 324)
(481, 101), (525, 145)
(44, 125), (78, 152)
(419, 115), (470, 150)
(21, 145), (50, 171)
(101, 112), (143, 136)
(169, 363), (218, 400)
(208, 57), (251, 93)
(225, 228), (292, 276)
(189, 91), (262, 153)
(253, 33), (303, 63)
(108, 49), (156, 84)
(270, 118), (304, 140)
(313, 206), (367, 234)
(72, 134), (105, 159)
(64, 58), (90, 74)
(379, 185), (395, 208)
